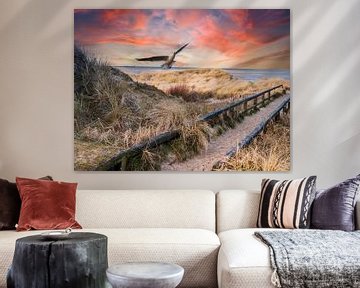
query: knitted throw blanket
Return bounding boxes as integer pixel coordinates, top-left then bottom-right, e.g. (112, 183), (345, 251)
(255, 230), (360, 288)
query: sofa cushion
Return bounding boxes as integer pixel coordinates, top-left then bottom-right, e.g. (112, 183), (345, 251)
(0, 228), (219, 288)
(216, 190), (260, 233)
(257, 177), (317, 229)
(76, 190), (216, 231)
(218, 228), (280, 288)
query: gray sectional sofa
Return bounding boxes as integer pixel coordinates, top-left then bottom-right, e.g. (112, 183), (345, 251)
(0, 189), (359, 288)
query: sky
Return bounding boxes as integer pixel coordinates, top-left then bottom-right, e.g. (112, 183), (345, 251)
(74, 9), (290, 69)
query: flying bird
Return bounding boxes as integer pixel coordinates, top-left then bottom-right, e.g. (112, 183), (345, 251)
(136, 43), (189, 69)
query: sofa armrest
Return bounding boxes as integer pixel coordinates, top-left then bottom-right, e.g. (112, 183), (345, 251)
(356, 200), (360, 230)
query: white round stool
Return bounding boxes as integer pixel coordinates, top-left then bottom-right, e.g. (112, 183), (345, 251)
(106, 262), (184, 288)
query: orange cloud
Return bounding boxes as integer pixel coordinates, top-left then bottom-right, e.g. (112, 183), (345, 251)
(75, 10), (152, 46)
(101, 10), (149, 30)
(74, 9), (290, 69)
(101, 10), (129, 23)
(132, 13), (148, 30)
(98, 34), (170, 46)
(193, 16), (247, 57)
(165, 10), (204, 28)
(224, 10), (249, 26)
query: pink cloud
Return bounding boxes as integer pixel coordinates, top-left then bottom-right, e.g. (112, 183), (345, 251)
(192, 16), (247, 57)
(98, 34), (171, 46)
(165, 10), (204, 28)
(224, 10), (250, 27)
(74, 9), (290, 69)
(101, 10), (149, 30)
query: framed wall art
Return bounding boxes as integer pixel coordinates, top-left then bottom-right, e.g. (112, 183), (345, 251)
(74, 9), (290, 171)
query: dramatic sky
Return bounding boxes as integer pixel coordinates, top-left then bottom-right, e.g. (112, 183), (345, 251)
(74, 9), (290, 69)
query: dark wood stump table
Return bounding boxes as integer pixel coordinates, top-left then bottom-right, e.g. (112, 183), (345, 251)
(7, 232), (108, 288)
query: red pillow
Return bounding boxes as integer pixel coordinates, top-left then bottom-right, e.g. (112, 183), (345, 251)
(16, 177), (82, 231)
(0, 176), (53, 230)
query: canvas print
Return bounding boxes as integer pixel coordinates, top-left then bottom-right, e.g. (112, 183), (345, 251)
(74, 9), (290, 171)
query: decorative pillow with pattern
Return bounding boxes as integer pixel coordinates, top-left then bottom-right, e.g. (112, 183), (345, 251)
(257, 176), (317, 229)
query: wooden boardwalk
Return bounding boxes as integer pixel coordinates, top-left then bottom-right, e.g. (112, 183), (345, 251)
(162, 93), (290, 171)
(96, 85), (287, 171)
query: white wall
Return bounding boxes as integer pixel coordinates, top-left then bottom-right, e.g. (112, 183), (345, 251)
(0, 0), (359, 190)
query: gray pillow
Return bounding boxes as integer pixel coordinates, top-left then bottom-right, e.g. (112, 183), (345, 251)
(311, 174), (360, 231)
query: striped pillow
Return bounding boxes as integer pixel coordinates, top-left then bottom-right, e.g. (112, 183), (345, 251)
(257, 176), (317, 229)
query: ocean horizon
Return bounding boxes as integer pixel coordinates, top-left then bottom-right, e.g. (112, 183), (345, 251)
(115, 66), (290, 82)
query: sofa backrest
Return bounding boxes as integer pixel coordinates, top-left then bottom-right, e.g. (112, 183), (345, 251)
(216, 190), (260, 233)
(217, 190), (360, 232)
(76, 190), (216, 231)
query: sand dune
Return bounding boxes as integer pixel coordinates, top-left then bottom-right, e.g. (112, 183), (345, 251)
(75, 49), (290, 171)
(132, 68), (290, 99)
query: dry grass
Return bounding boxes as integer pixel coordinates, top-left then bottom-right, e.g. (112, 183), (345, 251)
(74, 47), (211, 170)
(74, 47), (290, 170)
(124, 121), (214, 171)
(172, 122), (213, 161)
(216, 115), (290, 171)
(166, 84), (215, 102)
(133, 68), (289, 100)
(74, 140), (120, 171)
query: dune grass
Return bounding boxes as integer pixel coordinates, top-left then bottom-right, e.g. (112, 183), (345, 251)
(215, 114), (290, 171)
(133, 68), (289, 100)
(74, 47), (211, 170)
(166, 84), (216, 102)
(74, 47), (290, 170)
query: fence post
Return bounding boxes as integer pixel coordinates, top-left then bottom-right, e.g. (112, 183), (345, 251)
(121, 157), (128, 171)
(286, 102), (290, 113)
(275, 111), (281, 121)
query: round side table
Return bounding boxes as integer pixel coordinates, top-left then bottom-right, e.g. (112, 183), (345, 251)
(106, 262), (184, 288)
(7, 232), (108, 288)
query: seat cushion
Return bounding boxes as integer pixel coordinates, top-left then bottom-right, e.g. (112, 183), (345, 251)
(0, 228), (220, 288)
(218, 228), (283, 288)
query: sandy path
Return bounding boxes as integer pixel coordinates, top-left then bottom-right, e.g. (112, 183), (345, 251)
(161, 94), (289, 171)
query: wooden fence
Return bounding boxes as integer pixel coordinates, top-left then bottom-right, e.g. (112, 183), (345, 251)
(199, 84), (283, 122)
(213, 94), (290, 169)
(96, 85), (286, 171)
(95, 130), (180, 171)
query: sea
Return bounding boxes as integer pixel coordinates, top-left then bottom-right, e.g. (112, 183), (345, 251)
(116, 66), (290, 82)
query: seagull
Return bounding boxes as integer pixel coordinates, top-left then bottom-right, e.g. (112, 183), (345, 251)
(136, 43), (189, 69)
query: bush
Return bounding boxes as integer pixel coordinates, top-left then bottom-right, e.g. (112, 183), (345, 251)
(166, 84), (201, 102)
